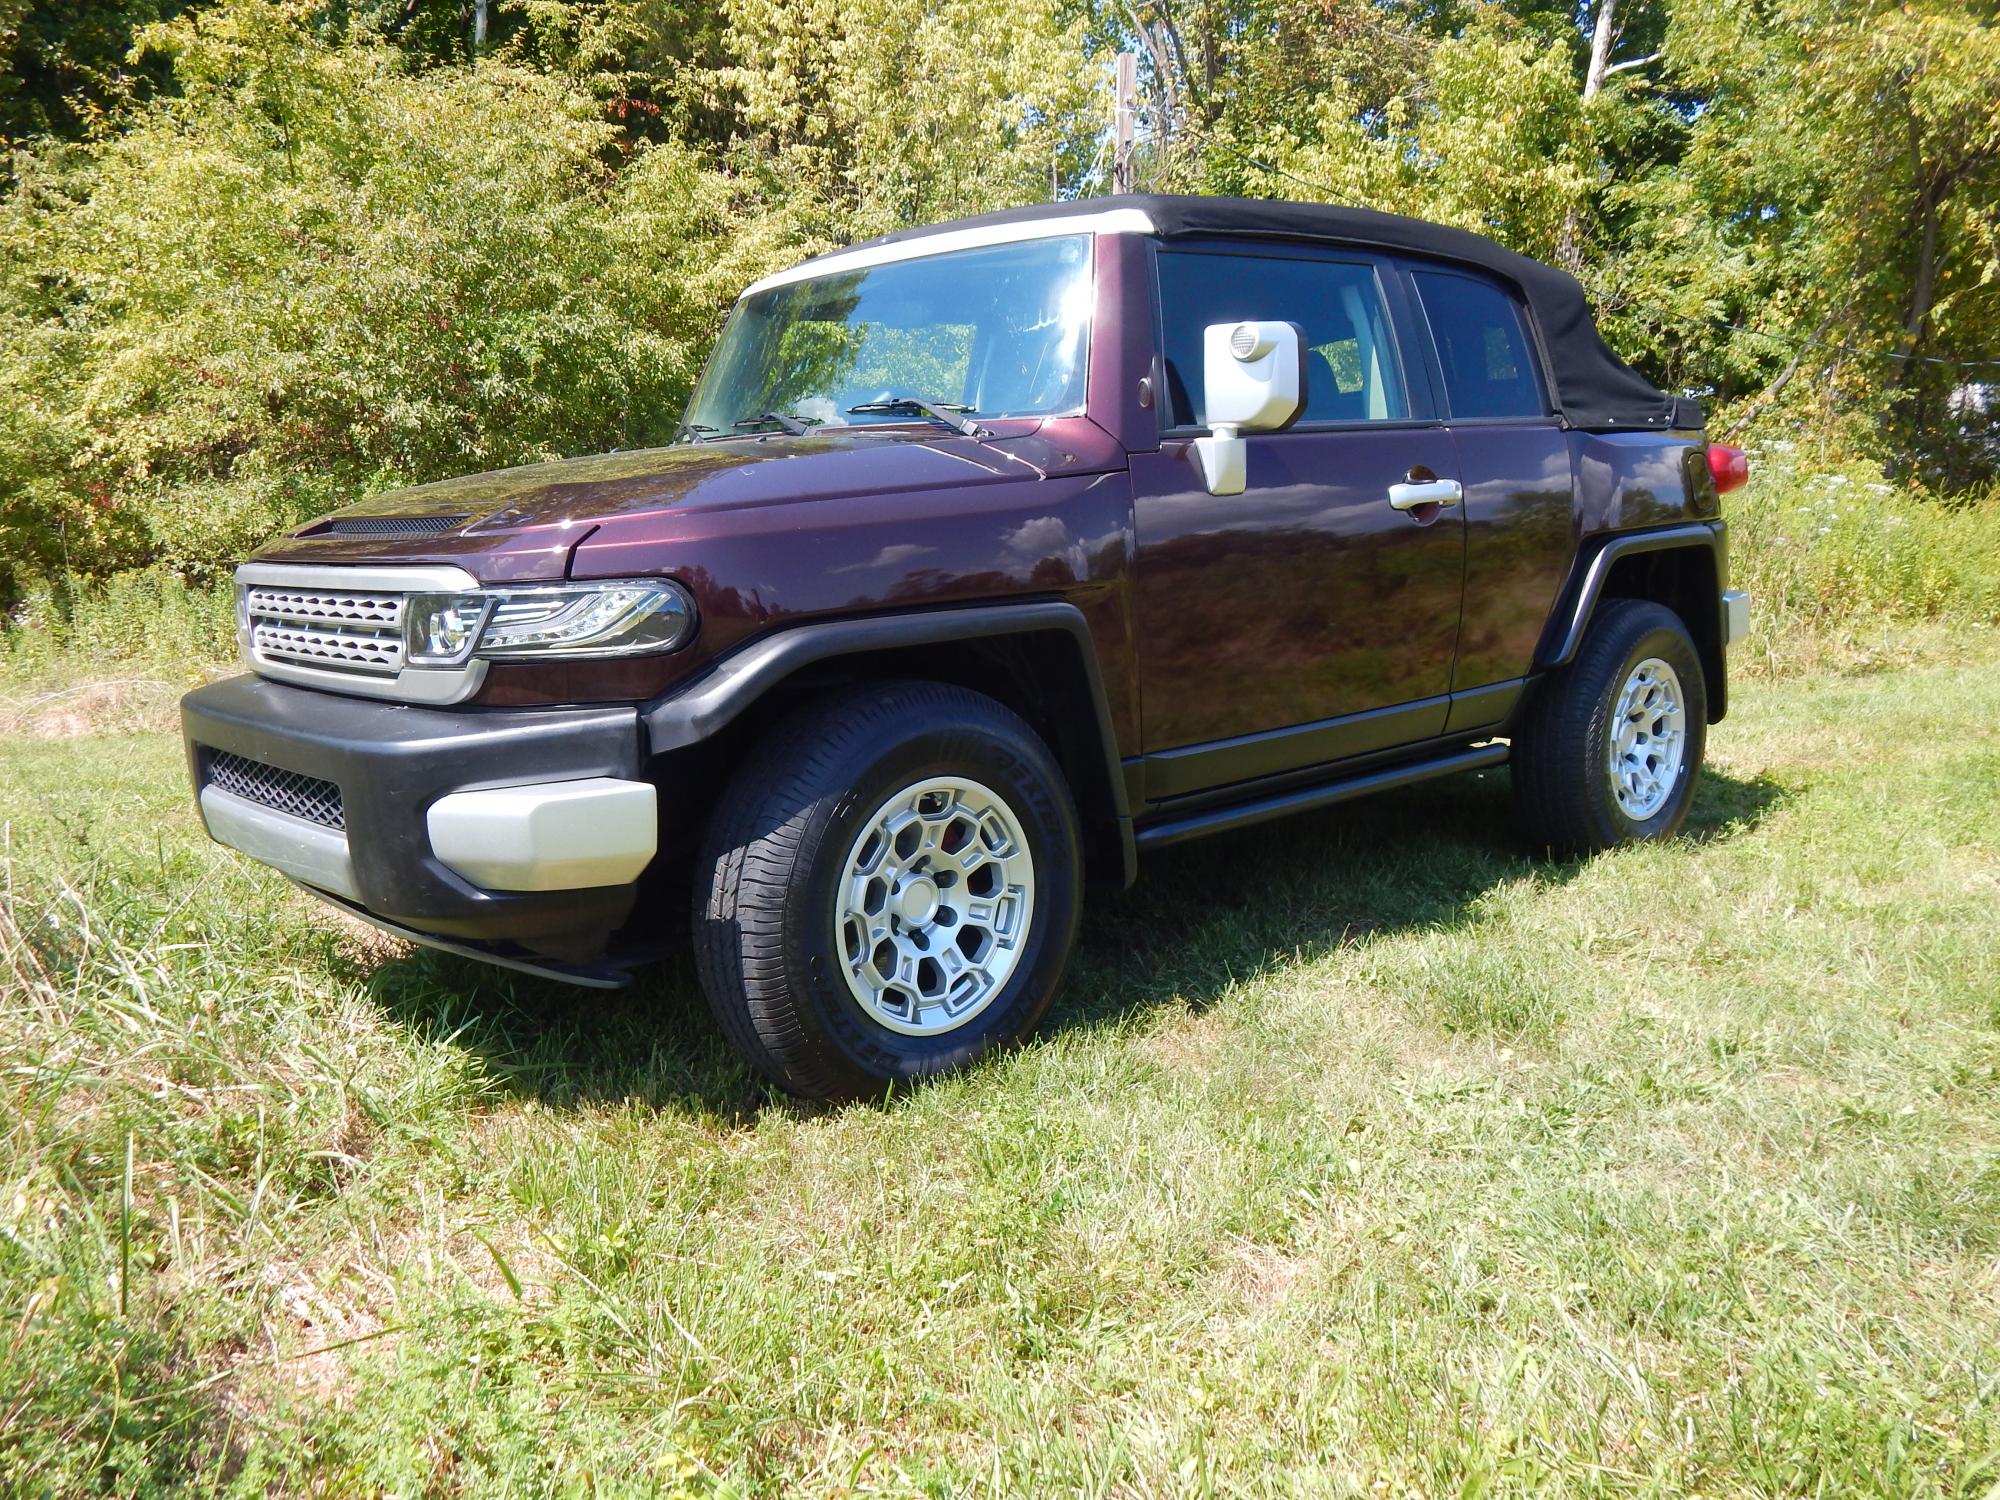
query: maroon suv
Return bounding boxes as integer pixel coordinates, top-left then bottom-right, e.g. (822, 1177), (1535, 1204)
(181, 195), (1751, 1098)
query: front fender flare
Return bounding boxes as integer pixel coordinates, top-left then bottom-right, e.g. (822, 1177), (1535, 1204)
(640, 600), (1136, 882)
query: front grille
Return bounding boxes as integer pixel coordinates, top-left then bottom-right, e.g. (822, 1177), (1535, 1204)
(245, 586), (404, 676)
(206, 751), (345, 830)
(319, 515), (469, 538)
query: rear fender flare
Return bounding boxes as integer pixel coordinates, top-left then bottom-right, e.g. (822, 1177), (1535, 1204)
(1537, 523), (1728, 719)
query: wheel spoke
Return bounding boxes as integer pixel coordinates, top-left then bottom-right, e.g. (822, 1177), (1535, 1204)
(833, 775), (1037, 1037)
(1605, 656), (1688, 821)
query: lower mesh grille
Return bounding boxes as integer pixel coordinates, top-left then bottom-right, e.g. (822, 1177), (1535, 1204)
(206, 751), (345, 831)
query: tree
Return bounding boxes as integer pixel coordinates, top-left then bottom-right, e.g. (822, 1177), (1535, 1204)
(1627, 0), (2000, 481)
(0, 0), (203, 145)
(721, 0), (1101, 228)
(0, 0), (797, 595)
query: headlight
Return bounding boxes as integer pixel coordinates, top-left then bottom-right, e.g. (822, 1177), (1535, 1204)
(404, 580), (696, 666)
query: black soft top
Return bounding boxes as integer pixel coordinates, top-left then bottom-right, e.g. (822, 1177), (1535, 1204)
(839, 194), (1685, 432)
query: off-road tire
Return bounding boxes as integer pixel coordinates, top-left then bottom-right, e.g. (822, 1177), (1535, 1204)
(692, 681), (1083, 1100)
(1512, 599), (1708, 857)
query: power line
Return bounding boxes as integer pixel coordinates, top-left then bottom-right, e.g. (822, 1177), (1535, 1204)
(1656, 310), (2000, 373)
(1205, 136), (1364, 209)
(1132, 111), (1364, 208)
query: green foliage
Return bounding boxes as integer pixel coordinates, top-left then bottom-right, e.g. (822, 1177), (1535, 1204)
(1602, 0), (2000, 481)
(1218, 6), (1594, 263)
(721, 0), (1100, 228)
(2, 0), (1996, 613)
(0, 1), (804, 599)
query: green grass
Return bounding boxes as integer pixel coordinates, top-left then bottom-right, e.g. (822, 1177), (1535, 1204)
(4, 627), (1999, 1496)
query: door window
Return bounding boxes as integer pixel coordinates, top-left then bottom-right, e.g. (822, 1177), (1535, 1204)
(1156, 250), (1408, 428)
(1410, 271), (1546, 419)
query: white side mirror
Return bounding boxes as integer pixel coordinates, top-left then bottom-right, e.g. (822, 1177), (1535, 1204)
(1192, 320), (1306, 496)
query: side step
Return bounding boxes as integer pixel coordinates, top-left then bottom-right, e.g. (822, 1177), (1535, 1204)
(1135, 743), (1509, 851)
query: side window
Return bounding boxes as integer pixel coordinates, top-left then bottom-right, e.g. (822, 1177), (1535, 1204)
(1410, 271), (1546, 419)
(1156, 249), (1408, 427)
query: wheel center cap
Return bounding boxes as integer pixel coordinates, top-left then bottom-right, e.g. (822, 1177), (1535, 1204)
(895, 876), (940, 927)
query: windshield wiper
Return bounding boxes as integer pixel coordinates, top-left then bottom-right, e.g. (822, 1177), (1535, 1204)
(846, 397), (992, 439)
(732, 411), (814, 436)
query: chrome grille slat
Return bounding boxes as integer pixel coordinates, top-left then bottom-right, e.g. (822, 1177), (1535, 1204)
(251, 621), (403, 673)
(246, 584), (407, 675)
(245, 587), (403, 626)
(206, 751), (345, 830)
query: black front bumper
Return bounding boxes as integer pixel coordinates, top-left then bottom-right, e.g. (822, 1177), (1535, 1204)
(181, 674), (648, 961)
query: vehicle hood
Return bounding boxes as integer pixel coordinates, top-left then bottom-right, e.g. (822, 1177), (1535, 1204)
(250, 426), (1119, 581)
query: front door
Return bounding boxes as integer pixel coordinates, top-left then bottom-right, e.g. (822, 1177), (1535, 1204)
(1132, 243), (1466, 799)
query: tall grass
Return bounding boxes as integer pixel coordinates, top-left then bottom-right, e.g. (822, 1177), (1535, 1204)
(2, 569), (236, 683)
(1727, 448), (2000, 671)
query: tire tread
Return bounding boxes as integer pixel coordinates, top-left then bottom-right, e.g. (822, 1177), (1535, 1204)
(692, 681), (1077, 1098)
(1513, 598), (1704, 857)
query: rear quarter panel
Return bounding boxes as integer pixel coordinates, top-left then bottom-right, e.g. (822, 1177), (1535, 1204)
(1571, 430), (1710, 535)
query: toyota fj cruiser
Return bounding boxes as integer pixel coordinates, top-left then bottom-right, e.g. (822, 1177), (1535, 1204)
(182, 195), (1751, 1098)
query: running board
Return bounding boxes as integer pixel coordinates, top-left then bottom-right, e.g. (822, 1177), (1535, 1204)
(1135, 743), (1509, 851)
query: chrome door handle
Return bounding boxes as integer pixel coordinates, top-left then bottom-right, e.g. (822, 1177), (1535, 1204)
(1387, 479), (1463, 510)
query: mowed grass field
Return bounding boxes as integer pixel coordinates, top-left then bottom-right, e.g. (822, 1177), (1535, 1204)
(4, 629), (2000, 1497)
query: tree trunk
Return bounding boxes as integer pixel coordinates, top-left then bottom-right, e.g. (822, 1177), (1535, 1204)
(1558, 0), (1619, 272)
(1583, 0), (1618, 101)
(472, 0), (490, 54)
(1902, 181), (1941, 358)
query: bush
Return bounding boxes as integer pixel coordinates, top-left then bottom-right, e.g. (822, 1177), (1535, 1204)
(1729, 449), (2000, 628)
(0, 2), (805, 606)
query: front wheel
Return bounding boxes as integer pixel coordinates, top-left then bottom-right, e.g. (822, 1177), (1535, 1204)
(1511, 599), (1708, 857)
(692, 682), (1082, 1100)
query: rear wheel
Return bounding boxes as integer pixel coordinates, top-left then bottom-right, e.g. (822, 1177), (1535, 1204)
(692, 682), (1082, 1099)
(1512, 599), (1707, 857)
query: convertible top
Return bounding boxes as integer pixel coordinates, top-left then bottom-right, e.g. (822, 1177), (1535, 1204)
(841, 195), (1688, 433)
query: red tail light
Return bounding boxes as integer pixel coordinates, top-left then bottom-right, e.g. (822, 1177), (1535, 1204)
(1706, 444), (1748, 495)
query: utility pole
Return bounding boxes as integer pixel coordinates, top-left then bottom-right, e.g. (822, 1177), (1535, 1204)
(1112, 52), (1137, 194)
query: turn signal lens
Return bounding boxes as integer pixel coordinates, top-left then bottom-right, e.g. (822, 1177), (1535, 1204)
(1706, 444), (1748, 495)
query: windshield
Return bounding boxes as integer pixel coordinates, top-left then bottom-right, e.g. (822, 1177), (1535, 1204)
(684, 234), (1094, 436)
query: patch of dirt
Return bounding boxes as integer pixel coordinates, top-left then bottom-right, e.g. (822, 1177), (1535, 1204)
(1220, 1240), (1308, 1310)
(262, 1262), (390, 1408)
(0, 675), (214, 737)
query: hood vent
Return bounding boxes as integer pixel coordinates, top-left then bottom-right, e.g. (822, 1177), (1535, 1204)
(311, 514), (469, 538)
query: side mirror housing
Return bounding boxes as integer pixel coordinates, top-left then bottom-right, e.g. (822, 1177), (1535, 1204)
(1191, 320), (1306, 496)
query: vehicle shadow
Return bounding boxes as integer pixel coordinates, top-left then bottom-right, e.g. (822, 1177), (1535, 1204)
(360, 765), (1789, 1117)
